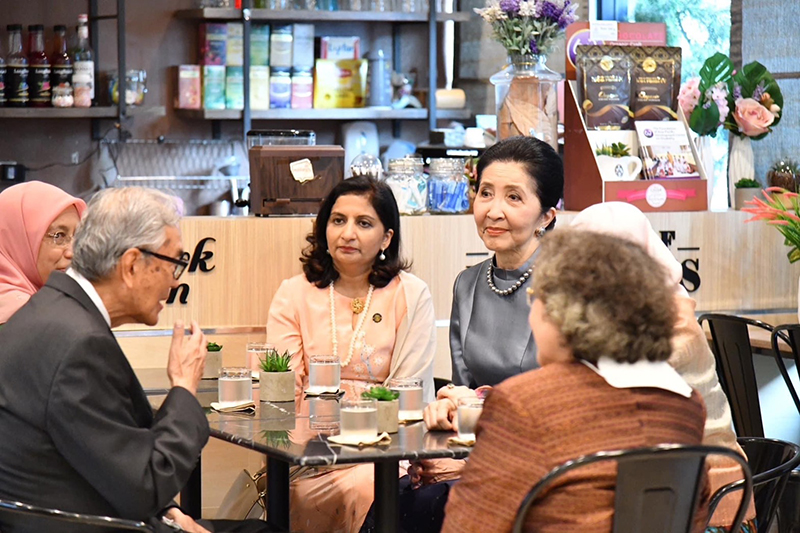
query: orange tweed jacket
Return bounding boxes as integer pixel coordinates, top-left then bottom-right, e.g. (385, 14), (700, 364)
(442, 361), (708, 533)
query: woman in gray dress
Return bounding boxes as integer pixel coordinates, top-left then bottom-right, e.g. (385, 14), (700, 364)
(423, 135), (564, 431)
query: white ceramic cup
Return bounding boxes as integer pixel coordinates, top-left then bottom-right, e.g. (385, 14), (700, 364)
(596, 155), (643, 182)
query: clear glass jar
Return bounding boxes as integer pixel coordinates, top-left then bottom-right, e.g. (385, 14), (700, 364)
(246, 129), (316, 148)
(427, 157), (469, 214)
(51, 85), (74, 108)
(385, 157), (427, 215)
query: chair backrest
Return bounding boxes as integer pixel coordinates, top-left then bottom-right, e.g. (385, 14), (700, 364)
(698, 313), (775, 437)
(0, 498), (153, 531)
(770, 324), (800, 413)
(737, 437), (800, 533)
(512, 444), (752, 533)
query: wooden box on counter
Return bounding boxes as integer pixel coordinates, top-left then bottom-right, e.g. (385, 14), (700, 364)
(563, 80), (708, 212)
(248, 145), (345, 216)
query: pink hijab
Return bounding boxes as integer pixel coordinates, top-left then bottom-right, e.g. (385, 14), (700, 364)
(0, 181), (87, 322)
(570, 202), (686, 294)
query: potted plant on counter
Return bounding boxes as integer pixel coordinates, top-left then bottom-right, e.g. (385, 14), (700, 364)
(205, 342), (223, 379)
(362, 386), (399, 434)
(259, 350), (294, 403)
(734, 178), (761, 210)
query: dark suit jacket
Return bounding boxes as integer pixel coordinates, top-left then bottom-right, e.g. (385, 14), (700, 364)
(0, 272), (209, 532)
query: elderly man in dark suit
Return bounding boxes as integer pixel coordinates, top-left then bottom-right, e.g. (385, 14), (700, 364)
(0, 187), (270, 533)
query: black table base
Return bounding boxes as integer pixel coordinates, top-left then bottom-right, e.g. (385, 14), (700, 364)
(267, 457), (290, 531)
(374, 461), (400, 533)
(181, 461), (202, 519)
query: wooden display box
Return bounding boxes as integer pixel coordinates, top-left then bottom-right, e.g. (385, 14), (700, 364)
(563, 80), (708, 212)
(248, 145), (345, 216)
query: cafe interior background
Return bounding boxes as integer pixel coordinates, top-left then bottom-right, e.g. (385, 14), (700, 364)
(0, 0), (798, 516)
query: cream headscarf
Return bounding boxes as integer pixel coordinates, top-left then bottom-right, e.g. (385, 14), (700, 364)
(0, 181), (87, 323)
(570, 202), (686, 295)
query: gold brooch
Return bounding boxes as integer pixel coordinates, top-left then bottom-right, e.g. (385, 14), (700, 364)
(372, 313), (382, 323)
(351, 298), (365, 314)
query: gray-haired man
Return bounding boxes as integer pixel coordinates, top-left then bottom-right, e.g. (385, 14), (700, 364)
(0, 187), (270, 533)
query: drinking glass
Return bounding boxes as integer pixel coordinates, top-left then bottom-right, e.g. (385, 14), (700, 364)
(309, 397), (340, 431)
(308, 354), (340, 393)
(340, 398), (378, 440)
(456, 398), (484, 441)
(218, 367), (253, 403)
(246, 342), (271, 371)
(388, 377), (424, 420)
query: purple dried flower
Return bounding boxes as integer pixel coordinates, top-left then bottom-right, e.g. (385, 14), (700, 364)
(540, 1), (562, 22)
(558, 1), (577, 29)
(529, 38), (540, 55)
(733, 83), (742, 101)
(752, 81), (766, 101)
(499, 0), (520, 15)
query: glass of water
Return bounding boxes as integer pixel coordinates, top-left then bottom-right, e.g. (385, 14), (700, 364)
(218, 367), (253, 403)
(388, 377), (424, 420)
(309, 397), (340, 431)
(456, 398), (484, 441)
(308, 354), (340, 393)
(246, 342), (271, 371)
(340, 398), (378, 440)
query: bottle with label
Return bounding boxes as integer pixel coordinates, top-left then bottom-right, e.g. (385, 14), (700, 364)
(71, 14), (95, 107)
(270, 68), (292, 109)
(5, 24), (29, 107)
(27, 25), (51, 107)
(291, 68), (313, 109)
(50, 25), (73, 107)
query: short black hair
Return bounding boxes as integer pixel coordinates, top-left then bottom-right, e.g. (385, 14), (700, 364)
(301, 177), (409, 288)
(476, 136), (564, 230)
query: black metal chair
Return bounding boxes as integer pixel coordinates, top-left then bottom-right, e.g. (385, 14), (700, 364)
(0, 498), (153, 531)
(511, 444), (753, 533)
(697, 313), (796, 438)
(770, 324), (800, 412)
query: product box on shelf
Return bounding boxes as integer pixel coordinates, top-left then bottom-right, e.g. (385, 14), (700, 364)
(313, 59), (367, 108)
(251, 66), (270, 110)
(199, 23), (227, 66)
(251, 24), (270, 67)
(565, 21), (666, 80)
(202, 65), (226, 110)
(174, 65), (201, 110)
(270, 25), (293, 69)
(225, 66), (244, 110)
(227, 23), (243, 67)
(292, 24), (315, 69)
(319, 36), (360, 60)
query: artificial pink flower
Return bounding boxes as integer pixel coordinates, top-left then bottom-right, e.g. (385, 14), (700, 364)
(678, 78), (701, 119)
(734, 98), (775, 136)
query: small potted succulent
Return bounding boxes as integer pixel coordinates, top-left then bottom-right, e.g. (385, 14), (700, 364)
(594, 142), (642, 182)
(204, 341), (223, 379)
(259, 349), (295, 403)
(361, 386), (399, 434)
(734, 178), (761, 210)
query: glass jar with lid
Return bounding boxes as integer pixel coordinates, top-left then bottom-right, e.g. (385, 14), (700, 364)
(427, 157), (470, 214)
(385, 156), (427, 215)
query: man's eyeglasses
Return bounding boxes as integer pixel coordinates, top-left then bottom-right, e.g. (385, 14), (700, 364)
(45, 232), (74, 248)
(137, 248), (191, 280)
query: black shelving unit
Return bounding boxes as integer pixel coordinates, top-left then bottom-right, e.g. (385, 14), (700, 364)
(174, 3), (473, 140)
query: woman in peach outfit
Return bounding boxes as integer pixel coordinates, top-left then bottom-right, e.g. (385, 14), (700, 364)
(267, 177), (436, 533)
(0, 181), (86, 324)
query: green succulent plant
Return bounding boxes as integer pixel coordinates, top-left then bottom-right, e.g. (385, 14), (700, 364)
(206, 341), (223, 352)
(361, 386), (399, 402)
(734, 178), (761, 189)
(260, 430), (290, 449)
(259, 349), (292, 373)
(595, 142), (631, 158)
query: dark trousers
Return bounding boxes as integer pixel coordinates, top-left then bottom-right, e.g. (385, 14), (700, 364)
(199, 519), (279, 532)
(360, 476), (456, 533)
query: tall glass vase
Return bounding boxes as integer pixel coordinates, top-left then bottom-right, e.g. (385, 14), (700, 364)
(490, 54), (561, 151)
(728, 135), (755, 204)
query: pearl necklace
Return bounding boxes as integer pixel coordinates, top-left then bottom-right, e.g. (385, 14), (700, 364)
(486, 261), (533, 297)
(329, 283), (374, 367)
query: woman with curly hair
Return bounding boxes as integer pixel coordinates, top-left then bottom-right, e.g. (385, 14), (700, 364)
(442, 229), (707, 533)
(267, 176), (436, 533)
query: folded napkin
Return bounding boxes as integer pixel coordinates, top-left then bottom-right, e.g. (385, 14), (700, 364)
(327, 432), (392, 447)
(304, 388), (345, 398)
(448, 435), (475, 447)
(210, 400), (256, 414)
(399, 416), (424, 424)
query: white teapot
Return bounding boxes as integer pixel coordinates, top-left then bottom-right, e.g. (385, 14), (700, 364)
(596, 155), (643, 182)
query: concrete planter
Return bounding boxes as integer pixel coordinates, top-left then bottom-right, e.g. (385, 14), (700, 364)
(734, 188), (759, 210)
(260, 371), (295, 402)
(377, 400), (399, 434)
(204, 349), (222, 379)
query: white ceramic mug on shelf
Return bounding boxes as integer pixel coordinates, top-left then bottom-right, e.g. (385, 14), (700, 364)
(596, 155), (643, 182)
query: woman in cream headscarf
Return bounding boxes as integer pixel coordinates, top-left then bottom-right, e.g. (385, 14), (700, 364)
(570, 201), (756, 532)
(0, 181), (86, 324)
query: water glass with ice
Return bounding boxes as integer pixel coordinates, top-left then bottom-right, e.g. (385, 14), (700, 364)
(456, 398), (484, 441)
(309, 397), (340, 431)
(218, 367), (253, 403)
(246, 342), (271, 371)
(308, 354), (340, 393)
(340, 398), (378, 440)
(388, 377), (424, 420)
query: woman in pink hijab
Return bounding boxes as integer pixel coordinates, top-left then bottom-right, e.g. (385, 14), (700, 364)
(0, 181), (86, 323)
(570, 202), (756, 532)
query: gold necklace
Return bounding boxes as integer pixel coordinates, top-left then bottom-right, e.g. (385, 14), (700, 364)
(351, 298), (365, 314)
